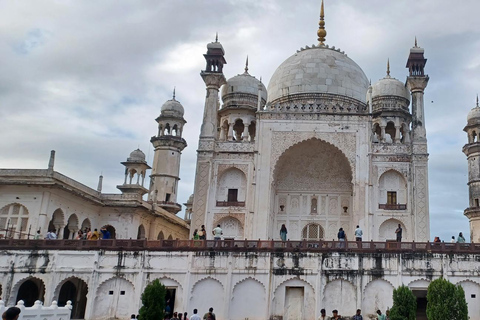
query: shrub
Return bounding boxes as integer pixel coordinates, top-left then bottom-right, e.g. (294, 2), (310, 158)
(389, 285), (416, 320)
(426, 278), (468, 320)
(138, 279), (166, 320)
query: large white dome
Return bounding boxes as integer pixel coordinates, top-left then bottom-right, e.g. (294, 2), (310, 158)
(267, 46), (369, 104)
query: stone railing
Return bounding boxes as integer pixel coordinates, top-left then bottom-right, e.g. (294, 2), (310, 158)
(1, 239), (479, 254)
(0, 300), (72, 320)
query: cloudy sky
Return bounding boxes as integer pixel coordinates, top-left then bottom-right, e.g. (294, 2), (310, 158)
(1, 0), (479, 241)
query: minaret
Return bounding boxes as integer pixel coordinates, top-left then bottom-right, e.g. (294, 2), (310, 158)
(190, 36), (227, 232)
(149, 91), (187, 214)
(463, 96), (480, 243)
(406, 39), (430, 241)
(199, 34), (227, 140)
(406, 38), (429, 142)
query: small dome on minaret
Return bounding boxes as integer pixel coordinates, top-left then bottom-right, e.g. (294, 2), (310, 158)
(467, 96), (480, 124)
(160, 89), (185, 118)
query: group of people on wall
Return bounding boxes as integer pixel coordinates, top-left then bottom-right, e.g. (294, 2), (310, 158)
(38, 226), (112, 240)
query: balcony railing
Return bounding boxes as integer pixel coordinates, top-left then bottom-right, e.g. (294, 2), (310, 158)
(379, 204), (407, 210)
(0, 239), (479, 254)
(216, 201), (245, 207)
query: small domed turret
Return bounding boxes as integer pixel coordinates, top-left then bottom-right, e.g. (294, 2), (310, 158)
(128, 149), (146, 162)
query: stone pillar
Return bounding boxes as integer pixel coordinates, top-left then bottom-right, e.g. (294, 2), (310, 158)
(242, 125), (249, 142)
(394, 126), (401, 143)
(380, 126), (386, 142)
(228, 123), (234, 141)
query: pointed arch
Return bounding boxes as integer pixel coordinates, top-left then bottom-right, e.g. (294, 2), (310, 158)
(157, 231), (164, 240)
(81, 218), (91, 231)
(14, 276), (46, 307)
(0, 203), (29, 238)
(137, 224), (146, 239)
(54, 276), (89, 319)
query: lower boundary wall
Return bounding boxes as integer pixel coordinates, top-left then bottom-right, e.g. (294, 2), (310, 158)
(0, 241), (479, 319)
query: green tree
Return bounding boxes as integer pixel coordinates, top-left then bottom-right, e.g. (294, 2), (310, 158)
(138, 279), (166, 320)
(389, 285), (417, 320)
(426, 278), (468, 320)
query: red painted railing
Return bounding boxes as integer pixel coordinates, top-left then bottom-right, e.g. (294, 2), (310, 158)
(0, 239), (479, 253)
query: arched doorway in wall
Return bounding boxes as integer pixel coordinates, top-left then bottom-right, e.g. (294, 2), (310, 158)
(167, 235), (173, 240)
(137, 225), (146, 239)
(16, 278), (45, 307)
(273, 138), (353, 240)
(64, 214), (79, 239)
(157, 231), (164, 240)
(102, 225), (116, 239)
(49, 209), (65, 235)
(57, 277), (88, 319)
(81, 218), (91, 231)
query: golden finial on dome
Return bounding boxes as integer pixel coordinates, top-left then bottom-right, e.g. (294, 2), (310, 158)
(317, 0), (327, 45)
(245, 56), (249, 74)
(387, 58), (390, 76)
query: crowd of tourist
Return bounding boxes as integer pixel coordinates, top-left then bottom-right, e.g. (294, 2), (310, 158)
(162, 307), (212, 320)
(318, 308), (390, 320)
(36, 226), (112, 240)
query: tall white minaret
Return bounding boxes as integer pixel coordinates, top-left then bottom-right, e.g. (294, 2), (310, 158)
(406, 39), (430, 241)
(463, 96), (480, 243)
(149, 90), (187, 214)
(190, 35), (227, 233)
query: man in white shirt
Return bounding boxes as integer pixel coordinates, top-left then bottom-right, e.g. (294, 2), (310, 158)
(189, 309), (201, 320)
(212, 225), (223, 241)
(355, 225), (363, 242)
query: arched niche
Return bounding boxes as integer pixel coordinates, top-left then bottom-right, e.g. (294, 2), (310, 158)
(137, 225), (146, 239)
(379, 219), (406, 242)
(272, 278), (315, 320)
(157, 231), (165, 240)
(323, 279), (356, 316)
(216, 168), (247, 205)
(0, 203), (29, 238)
(94, 277), (135, 319)
(190, 278), (224, 319)
(216, 216), (244, 240)
(273, 139), (352, 192)
(378, 170), (407, 209)
(230, 278), (266, 320)
(15, 277), (45, 307)
(362, 279), (394, 317)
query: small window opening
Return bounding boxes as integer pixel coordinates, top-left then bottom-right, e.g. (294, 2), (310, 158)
(109, 291), (114, 295)
(165, 193), (171, 202)
(387, 191), (397, 205)
(476, 199), (479, 207)
(120, 291), (125, 295)
(471, 294), (476, 298)
(227, 189), (238, 202)
(311, 198), (317, 214)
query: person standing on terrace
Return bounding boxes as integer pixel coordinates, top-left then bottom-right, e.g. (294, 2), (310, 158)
(280, 224), (288, 241)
